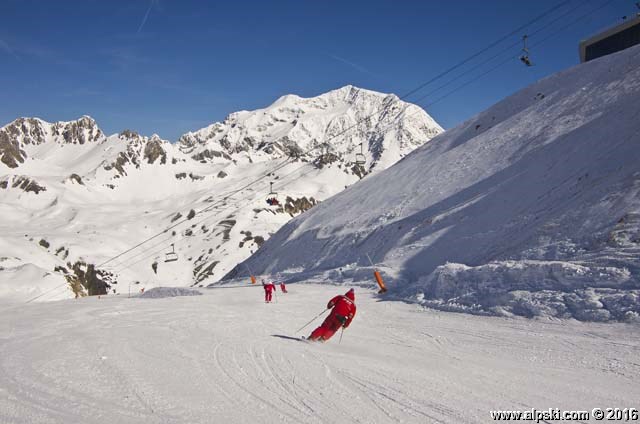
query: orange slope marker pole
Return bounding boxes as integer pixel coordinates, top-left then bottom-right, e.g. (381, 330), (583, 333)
(366, 253), (387, 293)
(246, 264), (257, 284)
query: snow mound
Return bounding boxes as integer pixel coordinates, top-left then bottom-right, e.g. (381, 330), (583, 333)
(138, 287), (202, 299)
(405, 261), (638, 322)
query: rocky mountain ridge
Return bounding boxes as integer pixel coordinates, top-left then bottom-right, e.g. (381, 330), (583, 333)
(0, 86), (443, 301)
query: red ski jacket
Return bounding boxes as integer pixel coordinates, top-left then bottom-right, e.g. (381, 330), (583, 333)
(327, 293), (356, 328)
(263, 283), (275, 293)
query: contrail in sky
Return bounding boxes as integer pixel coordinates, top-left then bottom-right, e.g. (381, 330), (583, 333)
(137, 0), (156, 34)
(328, 54), (380, 78)
(0, 39), (20, 60)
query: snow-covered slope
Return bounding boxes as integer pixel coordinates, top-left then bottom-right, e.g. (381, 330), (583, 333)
(0, 86), (442, 302)
(230, 45), (640, 322)
(1, 284), (638, 423)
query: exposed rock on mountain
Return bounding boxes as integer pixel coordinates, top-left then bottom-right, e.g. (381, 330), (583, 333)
(0, 86), (442, 301)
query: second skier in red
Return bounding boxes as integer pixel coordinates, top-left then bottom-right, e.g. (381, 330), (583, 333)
(262, 280), (276, 303)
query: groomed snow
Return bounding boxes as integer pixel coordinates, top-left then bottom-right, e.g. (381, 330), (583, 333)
(1, 283), (638, 423)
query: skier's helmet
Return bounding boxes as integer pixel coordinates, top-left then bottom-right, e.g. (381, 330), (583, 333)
(345, 288), (355, 301)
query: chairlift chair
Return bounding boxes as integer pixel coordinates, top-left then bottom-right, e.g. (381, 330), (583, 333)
(520, 35), (533, 66)
(164, 243), (178, 263)
(354, 142), (366, 166)
(265, 181), (280, 206)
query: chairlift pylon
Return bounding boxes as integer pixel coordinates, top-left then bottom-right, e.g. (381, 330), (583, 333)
(354, 142), (366, 166)
(519, 35), (533, 67)
(164, 243), (178, 263)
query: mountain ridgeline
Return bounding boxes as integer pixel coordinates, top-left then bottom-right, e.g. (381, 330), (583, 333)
(0, 86), (443, 301)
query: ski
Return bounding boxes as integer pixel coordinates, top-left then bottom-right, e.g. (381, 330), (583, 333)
(271, 334), (309, 342)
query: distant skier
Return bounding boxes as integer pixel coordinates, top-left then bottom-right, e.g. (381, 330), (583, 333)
(308, 288), (356, 342)
(280, 282), (288, 293)
(262, 280), (276, 303)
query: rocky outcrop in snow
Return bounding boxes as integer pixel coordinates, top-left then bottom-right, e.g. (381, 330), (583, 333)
(0, 116), (104, 168)
(0, 175), (46, 194)
(102, 132), (172, 177)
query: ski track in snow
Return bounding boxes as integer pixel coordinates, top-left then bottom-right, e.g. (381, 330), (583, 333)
(1, 284), (639, 423)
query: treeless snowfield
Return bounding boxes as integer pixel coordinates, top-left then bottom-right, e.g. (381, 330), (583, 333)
(1, 284), (638, 423)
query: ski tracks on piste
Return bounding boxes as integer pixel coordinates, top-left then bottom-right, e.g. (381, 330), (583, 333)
(212, 340), (313, 422)
(208, 334), (466, 423)
(210, 336), (396, 423)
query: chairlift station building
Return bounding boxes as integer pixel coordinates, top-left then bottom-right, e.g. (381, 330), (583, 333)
(580, 14), (640, 62)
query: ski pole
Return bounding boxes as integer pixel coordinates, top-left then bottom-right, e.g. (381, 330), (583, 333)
(296, 309), (329, 333)
(339, 326), (344, 344)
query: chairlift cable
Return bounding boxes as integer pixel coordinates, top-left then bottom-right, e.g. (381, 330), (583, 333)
(81, 0), (587, 277)
(97, 156), (293, 268)
(25, 0), (625, 303)
(117, 0), (619, 275)
(399, 0), (574, 102)
(372, 0), (615, 135)
(421, 0), (619, 108)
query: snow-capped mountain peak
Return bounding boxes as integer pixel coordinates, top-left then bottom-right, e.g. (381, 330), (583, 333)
(0, 86), (442, 301)
(178, 85), (442, 172)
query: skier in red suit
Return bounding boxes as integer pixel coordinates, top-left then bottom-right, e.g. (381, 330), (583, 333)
(262, 280), (276, 303)
(308, 289), (356, 342)
(280, 282), (288, 293)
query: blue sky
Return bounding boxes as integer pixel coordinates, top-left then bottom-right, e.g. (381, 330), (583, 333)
(0, 0), (634, 141)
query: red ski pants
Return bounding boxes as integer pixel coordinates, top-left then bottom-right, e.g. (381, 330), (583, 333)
(265, 292), (272, 302)
(309, 313), (343, 341)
